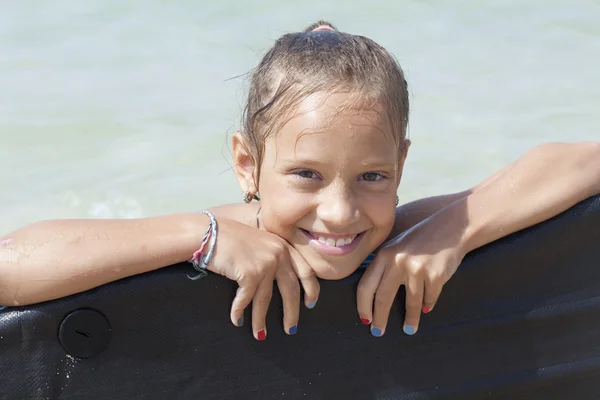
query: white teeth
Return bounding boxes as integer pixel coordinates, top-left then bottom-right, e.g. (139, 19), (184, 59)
(313, 233), (358, 247)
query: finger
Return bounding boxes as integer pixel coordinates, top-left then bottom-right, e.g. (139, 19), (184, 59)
(289, 246), (320, 309)
(230, 285), (257, 328)
(356, 253), (386, 327)
(370, 264), (404, 337)
(423, 274), (445, 314)
(275, 264), (301, 335)
(403, 274), (425, 335)
(251, 277), (273, 341)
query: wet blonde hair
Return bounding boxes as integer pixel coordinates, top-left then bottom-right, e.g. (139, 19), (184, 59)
(241, 20), (409, 181)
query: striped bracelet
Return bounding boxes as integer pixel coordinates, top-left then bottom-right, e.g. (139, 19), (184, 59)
(189, 210), (218, 280)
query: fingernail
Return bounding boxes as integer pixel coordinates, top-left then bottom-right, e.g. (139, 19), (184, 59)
(371, 327), (383, 337)
(360, 317), (371, 325)
(236, 316), (244, 327)
(288, 325), (297, 335)
(422, 306), (432, 314)
(257, 329), (266, 341)
(403, 325), (416, 335)
(307, 301), (317, 309)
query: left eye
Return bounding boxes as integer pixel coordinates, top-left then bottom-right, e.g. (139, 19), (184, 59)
(359, 172), (383, 182)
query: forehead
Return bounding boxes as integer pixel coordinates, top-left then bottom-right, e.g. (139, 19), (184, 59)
(270, 92), (397, 161)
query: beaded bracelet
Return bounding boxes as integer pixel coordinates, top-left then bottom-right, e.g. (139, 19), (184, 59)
(189, 210), (218, 280)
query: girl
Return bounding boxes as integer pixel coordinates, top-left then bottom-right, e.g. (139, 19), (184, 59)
(1, 21), (599, 341)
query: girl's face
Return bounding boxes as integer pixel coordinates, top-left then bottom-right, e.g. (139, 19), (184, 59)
(235, 93), (409, 279)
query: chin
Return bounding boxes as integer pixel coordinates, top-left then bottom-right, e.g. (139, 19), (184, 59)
(312, 261), (361, 280)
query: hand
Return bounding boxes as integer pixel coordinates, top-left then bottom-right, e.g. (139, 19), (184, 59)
(357, 213), (466, 337)
(207, 218), (319, 340)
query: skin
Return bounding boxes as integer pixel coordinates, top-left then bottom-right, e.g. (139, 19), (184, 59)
(232, 92), (409, 280)
(233, 91), (600, 337)
(358, 141), (600, 336)
(1, 87), (599, 340)
(0, 210), (320, 340)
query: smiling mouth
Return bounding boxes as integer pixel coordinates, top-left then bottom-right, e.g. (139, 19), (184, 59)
(300, 229), (366, 255)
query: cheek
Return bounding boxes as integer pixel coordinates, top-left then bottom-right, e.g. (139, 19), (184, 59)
(363, 195), (396, 236)
(259, 194), (311, 240)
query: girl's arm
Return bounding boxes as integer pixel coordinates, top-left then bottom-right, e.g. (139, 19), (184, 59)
(0, 214), (208, 306)
(358, 141), (600, 337)
(0, 205), (318, 340)
(0, 201), (262, 307)
(456, 141), (600, 253)
(387, 141), (600, 239)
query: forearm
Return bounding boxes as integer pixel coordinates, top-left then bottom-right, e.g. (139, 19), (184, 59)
(208, 202), (261, 228)
(388, 173), (510, 239)
(388, 191), (471, 238)
(389, 142), (600, 239)
(0, 214), (207, 306)
(456, 142), (600, 252)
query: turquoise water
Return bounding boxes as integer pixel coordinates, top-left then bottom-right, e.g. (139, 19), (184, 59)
(1, 1), (599, 233)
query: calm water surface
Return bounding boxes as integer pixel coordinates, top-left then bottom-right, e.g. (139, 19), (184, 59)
(1, 0), (599, 233)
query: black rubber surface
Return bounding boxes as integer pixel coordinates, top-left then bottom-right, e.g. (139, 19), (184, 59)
(1, 195), (599, 400)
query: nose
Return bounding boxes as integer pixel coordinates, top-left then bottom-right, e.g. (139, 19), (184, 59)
(316, 183), (360, 229)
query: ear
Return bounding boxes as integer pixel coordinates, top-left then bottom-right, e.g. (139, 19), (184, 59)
(232, 131), (258, 195)
(395, 138), (411, 187)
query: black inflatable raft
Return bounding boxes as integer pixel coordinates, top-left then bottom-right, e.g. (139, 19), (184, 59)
(1, 195), (599, 399)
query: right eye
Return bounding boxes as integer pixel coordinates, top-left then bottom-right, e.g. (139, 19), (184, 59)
(293, 170), (320, 180)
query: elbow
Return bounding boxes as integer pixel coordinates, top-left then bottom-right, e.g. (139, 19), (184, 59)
(569, 141), (600, 197)
(0, 238), (23, 307)
(0, 263), (14, 307)
(0, 268), (14, 307)
(552, 141), (600, 197)
(586, 141), (600, 196)
(0, 242), (10, 305)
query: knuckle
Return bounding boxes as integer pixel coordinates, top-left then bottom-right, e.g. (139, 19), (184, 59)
(266, 252), (279, 267)
(406, 299), (422, 310)
(393, 252), (406, 266)
(357, 281), (372, 296)
(231, 296), (247, 309)
(257, 293), (273, 309)
(272, 239), (286, 255)
(374, 293), (389, 309)
(299, 270), (316, 283)
(285, 280), (301, 298)
(445, 262), (459, 280)
(427, 271), (446, 287)
(406, 258), (425, 275)
(252, 265), (268, 280)
(259, 258), (277, 275)
(240, 265), (257, 282)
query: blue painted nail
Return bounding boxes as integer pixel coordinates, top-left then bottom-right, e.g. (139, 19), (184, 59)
(371, 327), (383, 337)
(289, 325), (297, 335)
(307, 301), (317, 309)
(403, 325), (416, 335)
(236, 316), (244, 327)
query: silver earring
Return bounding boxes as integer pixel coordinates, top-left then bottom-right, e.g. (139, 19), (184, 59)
(243, 191), (253, 203)
(395, 195), (399, 206)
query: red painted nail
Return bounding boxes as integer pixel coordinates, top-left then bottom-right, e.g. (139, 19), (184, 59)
(257, 329), (266, 341)
(360, 317), (371, 325)
(422, 306), (432, 314)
